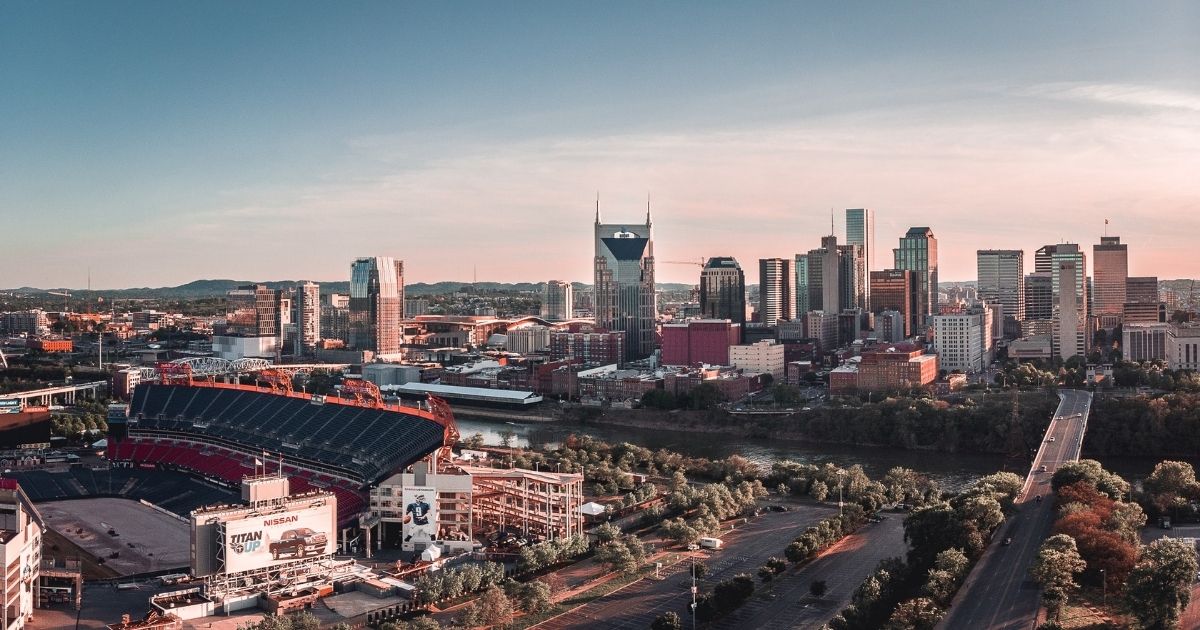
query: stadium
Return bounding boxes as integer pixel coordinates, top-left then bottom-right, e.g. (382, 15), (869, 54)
(106, 363), (458, 533)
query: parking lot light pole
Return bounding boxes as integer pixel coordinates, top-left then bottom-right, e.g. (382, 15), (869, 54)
(687, 543), (699, 630)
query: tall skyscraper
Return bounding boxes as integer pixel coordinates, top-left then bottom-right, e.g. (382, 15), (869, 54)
(870, 269), (917, 337)
(1093, 236), (1128, 327)
(793, 254), (811, 315)
(894, 227), (938, 327)
(837, 242), (866, 311)
(845, 208), (875, 304)
(757, 258), (792, 326)
(1055, 261), (1086, 359)
(1049, 243), (1088, 320)
(594, 203), (656, 360)
(541, 280), (574, 321)
(977, 250), (1025, 335)
(820, 236), (840, 316)
(349, 257), (405, 354)
(700, 257), (746, 335)
(293, 281), (321, 355)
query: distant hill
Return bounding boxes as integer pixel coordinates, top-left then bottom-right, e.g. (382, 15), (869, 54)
(4, 279), (695, 299)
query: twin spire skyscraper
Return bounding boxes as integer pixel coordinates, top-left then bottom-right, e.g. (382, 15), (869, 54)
(593, 196), (656, 361)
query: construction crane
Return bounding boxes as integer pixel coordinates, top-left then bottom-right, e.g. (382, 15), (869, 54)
(661, 258), (707, 268)
(48, 290), (71, 312)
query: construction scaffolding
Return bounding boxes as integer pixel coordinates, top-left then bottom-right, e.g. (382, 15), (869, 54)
(460, 466), (585, 541)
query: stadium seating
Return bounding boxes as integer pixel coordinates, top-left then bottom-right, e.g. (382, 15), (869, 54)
(9, 467), (238, 516)
(111, 383), (447, 526)
(125, 384), (445, 483)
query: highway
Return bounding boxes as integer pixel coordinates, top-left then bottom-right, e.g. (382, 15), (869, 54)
(937, 389), (1092, 630)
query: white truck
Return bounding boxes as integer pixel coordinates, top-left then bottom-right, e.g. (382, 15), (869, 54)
(698, 537), (723, 550)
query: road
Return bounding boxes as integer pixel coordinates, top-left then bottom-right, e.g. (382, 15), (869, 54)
(712, 516), (907, 630)
(937, 389), (1092, 630)
(534, 504), (837, 630)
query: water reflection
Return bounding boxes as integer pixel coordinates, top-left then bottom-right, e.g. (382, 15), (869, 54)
(455, 417), (1008, 492)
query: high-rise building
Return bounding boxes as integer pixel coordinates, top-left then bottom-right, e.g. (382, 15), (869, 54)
(1054, 261), (1086, 359)
(1034, 245), (1059, 274)
(224, 284), (280, 337)
(1024, 272), (1053, 322)
(1126, 276), (1159, 304)
(541, 280), (574, 321)
(593, 205), (656, 360)
(661, 319), (741, 366)
(1093, 236), (1128, 327)
(876, 310), (906, 343)
(293, 281), (321, 355)
(933, 312), (986, 373)
(404, 298), (430, 317)
(699, 257), (746, 336)
(820, 237), (841, 315)
(793, 254), (811, 316)
(1050, 244), (1088, 321)
(845, 208), (875, 281)
(349, 257), (405, 354)
(894, 227), (938, 327)
(757, 258), (792, 326)
(869, 269), (917, 337)
(977, 250), (1025, 336)
(838, 243), (866, 311)
(1124, 276), (1163, 324)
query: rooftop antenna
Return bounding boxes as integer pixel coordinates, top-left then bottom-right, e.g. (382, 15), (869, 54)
(646, 193), (652, 225)
(830, 208), (835, 237)
(595, 192), (600, 224)
(1104, 218), (1109, 238)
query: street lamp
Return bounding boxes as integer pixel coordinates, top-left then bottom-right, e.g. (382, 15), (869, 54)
(1100, 568), (1106, 606)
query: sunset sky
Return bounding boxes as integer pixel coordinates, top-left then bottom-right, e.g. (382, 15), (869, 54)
(2, 1), (1198, 288)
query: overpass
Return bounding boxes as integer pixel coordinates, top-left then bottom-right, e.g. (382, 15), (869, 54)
(938, 389), (1092, 630)
(0, 381), (108, 406)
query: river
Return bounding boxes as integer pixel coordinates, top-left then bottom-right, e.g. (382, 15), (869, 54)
(456, 417), (1008, 492)
(455, 417), (1182, 492)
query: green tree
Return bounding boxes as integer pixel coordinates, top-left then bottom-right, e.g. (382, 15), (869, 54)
(885, 597), (943, 630)
(461, 584), (514, 629)
(1125, 538), (1199, 630)
(640, 388), (678, 410)
(1051, 460), (1130, 499)
(516, 580), (553, 613)
(462, 432), (486, 449)
(651, 611), (682, 630)
(1143, 460), (1200, 517)
(1030, 534), (1086, 621)
(594, 536), (645, 575)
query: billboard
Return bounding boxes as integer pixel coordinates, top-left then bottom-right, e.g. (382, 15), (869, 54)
(223, 503), (335, 574)
(401, 486), (438, 551)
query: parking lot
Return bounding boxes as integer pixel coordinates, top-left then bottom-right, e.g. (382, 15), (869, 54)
(535, 503), (839, 629)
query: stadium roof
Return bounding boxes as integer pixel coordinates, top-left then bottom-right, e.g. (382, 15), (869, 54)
(390, 382), (543, 405)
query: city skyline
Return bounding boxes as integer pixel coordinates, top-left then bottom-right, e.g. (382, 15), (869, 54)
(4, 2), (1199, 288)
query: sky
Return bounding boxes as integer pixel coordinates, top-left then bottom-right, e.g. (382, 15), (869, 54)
(2, 1), (1198, 289)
